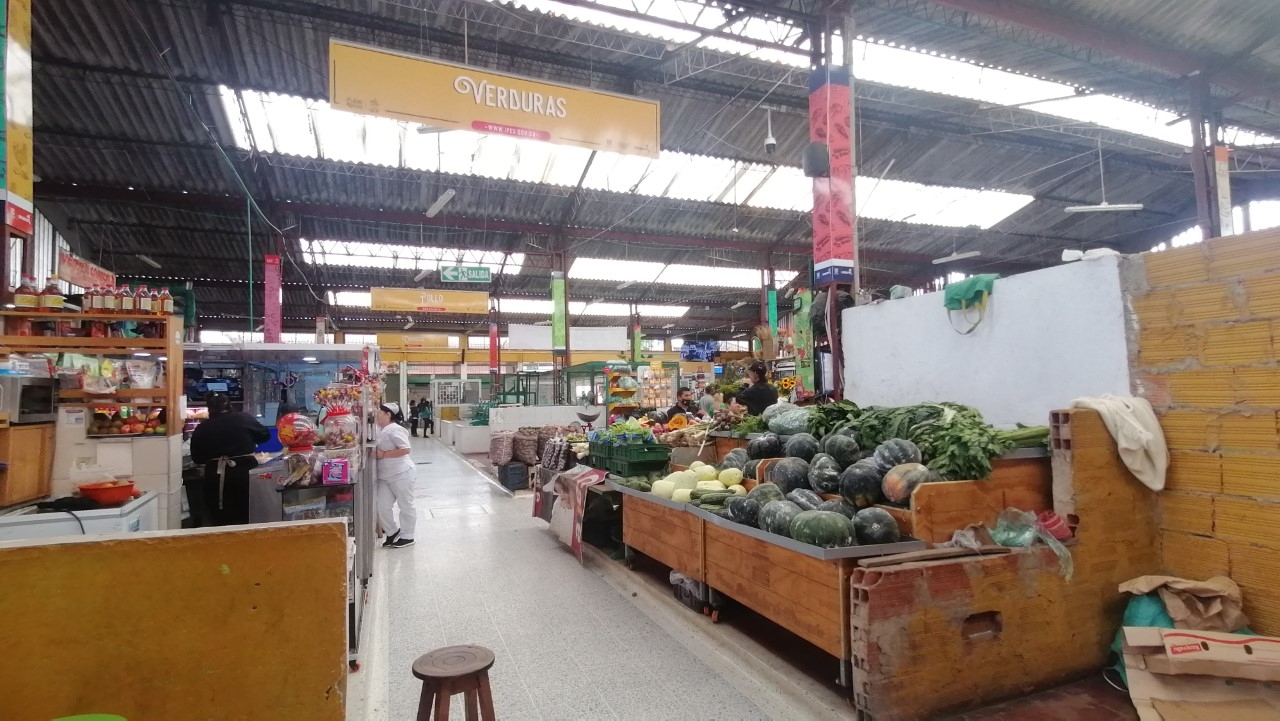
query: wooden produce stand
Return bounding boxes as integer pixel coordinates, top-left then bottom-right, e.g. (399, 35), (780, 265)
(610, 480), (705, 582)
(0, 311), (184, 510)
(848, 409), (1161, 720)
(876, 450), (1053, 543)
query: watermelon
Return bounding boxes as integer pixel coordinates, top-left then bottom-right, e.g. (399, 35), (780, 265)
(821, 433), (861, 469)
(783, 433), (821, 462)
(785, 487), (824, 511)
(882, 463), (937, 506)
(873, 439), (922, 472)
(747, 433), (784, 460)
(808, 454), (842, 494)
(816, 498), (857, 518)
(854, 508), (902, 544)
(744, 459), (762, 480)
(839, 463), (884, 510)
(758, 500), (802, 537)
(768, 408), (813, 436)
(746, 482), (785, 505)
(722, 448), (749, 470)
(725, 496), (761, 527)
(767, 457), (811, 494)
(789, 510), (858, 548)
(761, 402), (796, 424)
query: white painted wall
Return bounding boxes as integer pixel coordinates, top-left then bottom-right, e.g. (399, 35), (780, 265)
(841, 256), (1131, 426)
(489, 405), (599, 431)
(508, 324), (627, 350)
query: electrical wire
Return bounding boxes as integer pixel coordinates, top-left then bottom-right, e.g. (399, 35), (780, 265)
(63, 510), (86, 535)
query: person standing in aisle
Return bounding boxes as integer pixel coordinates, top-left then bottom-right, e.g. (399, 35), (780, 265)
(419, 401), (434, 436)
(698, 386), (718, 416)
(190, 394), (271, 526)
(374, 402), (417, 548)
(408, 399), (420, 437)
(736, 361), (779, 416)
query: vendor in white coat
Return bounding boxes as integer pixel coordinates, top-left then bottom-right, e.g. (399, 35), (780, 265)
(374, 402), (417, 549)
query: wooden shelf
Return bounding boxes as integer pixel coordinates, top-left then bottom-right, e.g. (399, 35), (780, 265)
(0, 311), (174, 322)
(0, 336), (167, 352)
(63, 402), (168, 409)
(59, 388), (167, 400)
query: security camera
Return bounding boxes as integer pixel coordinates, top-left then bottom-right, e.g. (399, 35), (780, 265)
(764, 109), (777, 156)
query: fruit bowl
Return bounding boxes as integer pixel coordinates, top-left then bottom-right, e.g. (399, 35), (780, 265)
(78, 480), (137, 505)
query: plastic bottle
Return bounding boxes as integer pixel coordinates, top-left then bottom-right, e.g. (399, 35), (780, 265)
(118, 284), (135, 315)
(136, 285), (153, 314)
(83, 285), (98, 314)
(38, 275), (64, 311)
(101, 283), (118, 314)
(157, 286), (174, 316)
(13, 275), (38, 309)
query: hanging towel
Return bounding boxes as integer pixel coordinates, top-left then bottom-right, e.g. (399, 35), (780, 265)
(1068, 394), (1168, 491)
(943, 273), (998, 310)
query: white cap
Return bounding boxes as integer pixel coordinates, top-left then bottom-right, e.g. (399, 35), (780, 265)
(381, 402), (401, 416)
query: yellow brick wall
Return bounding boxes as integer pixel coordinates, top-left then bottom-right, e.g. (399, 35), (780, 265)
(1132, 228), (1280, 634)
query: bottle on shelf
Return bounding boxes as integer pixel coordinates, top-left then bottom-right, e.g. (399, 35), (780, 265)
(101, 283), (119, 314)
(135, 285), (153, 314)
(13, 274), (38, 310)
(118, 284), (135, 314)
(38, 275), (64, 311)
(157, 286), (174, 316)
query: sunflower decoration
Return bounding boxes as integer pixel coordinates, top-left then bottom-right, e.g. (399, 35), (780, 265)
(773, 376), (797, 396)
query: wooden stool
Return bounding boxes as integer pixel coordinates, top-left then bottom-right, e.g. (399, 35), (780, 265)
(413, 644), (496, 721)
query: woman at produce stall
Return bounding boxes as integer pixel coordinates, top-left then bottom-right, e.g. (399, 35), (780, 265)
(190, 393), (271, 526)
(374, 402), (417, 549)
(736, 361), (778, 416)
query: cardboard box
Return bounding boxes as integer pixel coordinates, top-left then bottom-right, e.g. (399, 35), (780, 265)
(1123, 626), (1280, 720)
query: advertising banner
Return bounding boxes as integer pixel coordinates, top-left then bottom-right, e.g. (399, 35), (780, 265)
(330, 40), (660, 158)
(263, 254), (281, 342)
(4, 0), (31, 234)
(370, 287), (489, 314)
(489, 317), (499, 373)
(809, 66), (854, 286)
(375, 332), (453, 349)
(550, 272), (566, 354)
(57, 250), (115, 289)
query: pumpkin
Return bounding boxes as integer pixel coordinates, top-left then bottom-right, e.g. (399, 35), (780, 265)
(758, 500), (803, 537)
(816, 498), (857, 519)
(839, 463), (885, 510)
(789, 510), (858, 548)
(785, 487), (824, 511)
(668, 414), (689, 430)
(721, 448), (749, 470)
(725, 496), (761, 527)
(873, 439), (922, 472)
(767, 457), (811, 495)
(784, 433), (821, 461)
(882, 463), (938, 505)
(747, 433), (784, 460)
(744, 459), (763, 480)
(747, 482), (785, 505)
(854, 507), (902, 544)
(808, 453), (842, 494)
(821, 433), (861, 469)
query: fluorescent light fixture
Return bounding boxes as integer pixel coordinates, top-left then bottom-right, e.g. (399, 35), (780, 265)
(731, 301), (747, 309)
(1063, 203), (1145, 213)
(132, 352), (152, 357)
(302, 356), (318, 362)
(932, 250), (982, 265)
(137, 254), (162, 269)
(618, 280), (634, 289)
(403, 318), (415, 330)
(662, 323), (675, 329)
(302, 239), (524, 276)
(425, 189), (456, 218)
(733, 333), (746, 338)
(413, 268), (431, 282)
(158, 356), (168, 361)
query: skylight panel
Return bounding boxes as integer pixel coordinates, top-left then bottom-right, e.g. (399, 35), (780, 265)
(262, 93), (318, 158)
(569, 257), (664, 283)
(659, 264), (763, 288)
(471, 134), (522, 179)
(302, 240), (524, 274)
(328, 290), (372, 307)
(508, 141), (558, 184)
(314, 106), (368, 164)
(498, 298), (554, 314)
(542, 145), (595, 186)
(240, 90), (276, 154)
(402, 128), (446, 172)
(364, 116), (404, 167)
(218, 86), (251, 149)
(665, 153), (737, 201)
(635, 304), (690, 317)
(583, 152), (652, 194)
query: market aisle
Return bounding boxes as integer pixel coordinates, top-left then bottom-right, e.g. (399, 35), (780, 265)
(363, 436), (772, 721)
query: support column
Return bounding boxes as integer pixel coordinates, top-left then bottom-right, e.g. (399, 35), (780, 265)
(551, 261), (568, 404)
(1213, 145), (1234, 236)
(488, 301), (501, 401)
(263, 253), (282, 342)
(1188, 78), (1216, 241)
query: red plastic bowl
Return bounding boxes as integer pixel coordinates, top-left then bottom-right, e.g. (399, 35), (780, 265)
(78, 480), (137, 505)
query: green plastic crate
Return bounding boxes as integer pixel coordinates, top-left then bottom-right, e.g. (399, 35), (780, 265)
(589, 441), (615, 459)
(605, 457), (668, 477)
(615, 443), (671, 463)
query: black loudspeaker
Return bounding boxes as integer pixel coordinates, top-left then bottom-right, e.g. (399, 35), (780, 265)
(803, 142), (830, 178)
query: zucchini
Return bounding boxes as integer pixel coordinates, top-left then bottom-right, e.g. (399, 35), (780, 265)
(635, 481), (652, 492)
(697, 492), (734, 506)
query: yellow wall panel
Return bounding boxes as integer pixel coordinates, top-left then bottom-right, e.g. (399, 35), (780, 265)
(1158, 491), (1215, 536)
(1165, 451), (1222, 494)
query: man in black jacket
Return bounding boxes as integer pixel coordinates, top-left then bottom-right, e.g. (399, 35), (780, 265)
(191, 394), (271, 526)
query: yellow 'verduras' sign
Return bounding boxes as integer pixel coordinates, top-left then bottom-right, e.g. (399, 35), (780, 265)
(370, 288), (489, 314)
(329, 40), (661, 158)
(375, 332), (454, 349)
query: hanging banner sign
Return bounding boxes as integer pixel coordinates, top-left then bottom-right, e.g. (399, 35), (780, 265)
(263, 255), (282, 343)
(488, 317), (500, 374)
(57, 250), (115, 289)
(375, 332), (454, 349)
(4, 0), (32, 235)
(370, 287), (489, 314)
(550, 272), (567, 355)
(810, 66), (855, 286)
(329, 40), (661, 159)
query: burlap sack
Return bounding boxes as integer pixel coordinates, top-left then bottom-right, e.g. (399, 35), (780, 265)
(489, 430), (515, 466)
(513, 427), (540, 465)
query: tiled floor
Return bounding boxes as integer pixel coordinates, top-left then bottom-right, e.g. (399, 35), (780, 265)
(355, 437), (771, 721)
